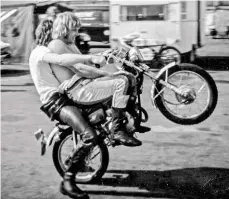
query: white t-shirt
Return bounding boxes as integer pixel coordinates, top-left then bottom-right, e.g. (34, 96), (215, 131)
(29, 46), (60, 104)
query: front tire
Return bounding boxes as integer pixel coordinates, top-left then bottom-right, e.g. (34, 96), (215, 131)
(52, 130), (109, 183)
(154, 63), (218, 125)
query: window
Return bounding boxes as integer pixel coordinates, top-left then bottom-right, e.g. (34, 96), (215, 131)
(75, 10), (109, 25)
(180, 1), (187, 20)
(206, 1), (215, 7)
(120, 5), (165, 21)
(206, 1), (229, 7)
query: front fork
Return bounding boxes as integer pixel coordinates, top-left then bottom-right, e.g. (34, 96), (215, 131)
(135, 94), (143, 128)
(127, 74), (148, 128)
(148, 63), (192, 107)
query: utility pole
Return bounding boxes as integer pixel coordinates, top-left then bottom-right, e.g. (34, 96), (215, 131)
(197, 0), (201, 47)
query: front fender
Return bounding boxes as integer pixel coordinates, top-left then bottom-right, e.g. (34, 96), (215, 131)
(150, 61), (178, 108)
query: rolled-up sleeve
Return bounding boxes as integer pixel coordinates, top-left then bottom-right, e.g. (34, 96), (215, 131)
(38, 46), (51, 62)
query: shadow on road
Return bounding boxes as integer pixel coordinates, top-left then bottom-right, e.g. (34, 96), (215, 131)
(215, 80), (229, 84)
(85, 167), (229, 199)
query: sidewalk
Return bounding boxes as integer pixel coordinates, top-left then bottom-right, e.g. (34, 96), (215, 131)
(1, 64), (33, 87)
(192, 38), (229, 70)
(89, 41), (110, 48)
(1, 63), (29, 71)
(196, 38), (229, 57)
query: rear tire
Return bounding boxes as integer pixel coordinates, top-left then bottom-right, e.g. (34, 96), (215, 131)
(154, 63), (218, 125)
(52, 130), (109, 183)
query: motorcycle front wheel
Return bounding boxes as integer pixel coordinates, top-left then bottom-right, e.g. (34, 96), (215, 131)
(52, 130), (109, 183)
(154, 63), (218, 125)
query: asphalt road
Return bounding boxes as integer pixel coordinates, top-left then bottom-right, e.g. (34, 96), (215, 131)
(1, 64), (229, 199)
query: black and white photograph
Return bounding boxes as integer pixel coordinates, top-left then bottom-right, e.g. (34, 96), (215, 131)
(1, 0), (229, 199)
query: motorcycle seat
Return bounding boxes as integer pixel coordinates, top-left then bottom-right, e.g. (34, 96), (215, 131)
(73, 97), (111, 109)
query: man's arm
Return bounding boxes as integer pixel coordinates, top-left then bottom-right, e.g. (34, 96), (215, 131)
(42, 52), (128, 78)
(42, 52), (93, 67)
(72, 63), (130, 79)
(72, 63), (111, 78)
(44, 39), (105, 70)
(45, 39), (92, 70)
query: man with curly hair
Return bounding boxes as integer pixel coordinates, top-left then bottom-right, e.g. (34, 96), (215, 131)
(49, 12), (141, 144)
(47, 12), (142, 197)
(30, 20), (106, 199)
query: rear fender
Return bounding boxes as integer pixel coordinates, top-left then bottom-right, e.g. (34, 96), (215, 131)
(151, 62), (178, 108)
(34, 126), (61, 156)
(46, 126), (60, 148)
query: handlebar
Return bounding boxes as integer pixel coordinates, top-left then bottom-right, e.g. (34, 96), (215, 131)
(107, 52), (150, 72)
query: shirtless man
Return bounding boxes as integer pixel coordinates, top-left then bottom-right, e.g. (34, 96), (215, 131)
(48, 12), (141, 147)
(47, 12), (141, 199)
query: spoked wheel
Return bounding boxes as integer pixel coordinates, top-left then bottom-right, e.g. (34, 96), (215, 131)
(154, 63), (218, 125)
(158, 46), (181, 66)
(53, 130), (109, 183)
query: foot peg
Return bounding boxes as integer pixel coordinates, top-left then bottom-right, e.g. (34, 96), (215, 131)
(34, 129), (47, 156)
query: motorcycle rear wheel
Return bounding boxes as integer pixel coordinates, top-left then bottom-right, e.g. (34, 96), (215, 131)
(154, 63), (218, 125)
(53, 130), (109, 183)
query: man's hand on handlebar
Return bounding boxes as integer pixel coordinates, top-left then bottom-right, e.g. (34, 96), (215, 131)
(110, 71), (130, 77)
(91, 55), (106, 68)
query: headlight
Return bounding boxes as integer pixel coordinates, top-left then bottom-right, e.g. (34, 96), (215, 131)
(128, 47), (144, 62)
(103, 30), (110, 36)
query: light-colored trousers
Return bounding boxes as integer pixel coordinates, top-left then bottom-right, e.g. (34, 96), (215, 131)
(64, 74), (131, 108)
(59, 63), (137, 108)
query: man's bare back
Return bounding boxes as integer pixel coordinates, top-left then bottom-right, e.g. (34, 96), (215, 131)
(48, 39), (81, 83)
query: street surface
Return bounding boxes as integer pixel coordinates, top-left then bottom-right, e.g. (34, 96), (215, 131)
(1, 63), (229, 198)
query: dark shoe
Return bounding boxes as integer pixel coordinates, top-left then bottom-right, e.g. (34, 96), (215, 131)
(113, 131), (142, 147)
(111, 107), (142, 147)
(136, 125), (151, 133)
(60, 174), (89, 199)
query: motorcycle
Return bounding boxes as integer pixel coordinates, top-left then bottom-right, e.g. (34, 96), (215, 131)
(34, 43), (218, 183)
